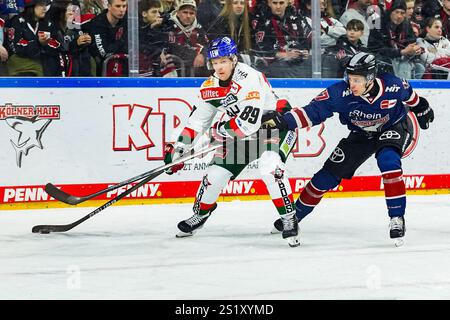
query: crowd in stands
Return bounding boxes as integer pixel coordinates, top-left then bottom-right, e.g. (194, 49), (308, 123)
(1, 0), (450, 79)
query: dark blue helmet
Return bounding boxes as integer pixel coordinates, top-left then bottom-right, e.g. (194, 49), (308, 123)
(207, 37), (238, 61)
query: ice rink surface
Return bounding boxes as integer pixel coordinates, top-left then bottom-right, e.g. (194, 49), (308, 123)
(1, 194), (450, 300)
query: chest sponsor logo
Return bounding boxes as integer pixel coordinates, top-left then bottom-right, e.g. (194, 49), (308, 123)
(200, 88), (227, 100)
(385, 85), (400, 93)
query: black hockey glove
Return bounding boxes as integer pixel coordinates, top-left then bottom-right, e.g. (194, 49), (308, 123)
(411, 97), (434, 130)
(261, 110), (289, 131)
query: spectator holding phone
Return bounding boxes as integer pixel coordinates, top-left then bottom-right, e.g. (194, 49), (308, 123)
(5, 0), (57, 76)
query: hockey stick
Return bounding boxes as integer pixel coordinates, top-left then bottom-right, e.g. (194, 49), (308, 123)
(32, 143), (220, 234)
(45, 144), (213, 205)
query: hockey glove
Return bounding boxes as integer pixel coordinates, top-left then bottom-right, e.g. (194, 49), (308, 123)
(412, 97), (434, 130)
(261, 110), (289, 131)
(163, 142), (188, 175)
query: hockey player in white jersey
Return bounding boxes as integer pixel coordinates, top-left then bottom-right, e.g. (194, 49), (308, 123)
(163, 36), (299, 247)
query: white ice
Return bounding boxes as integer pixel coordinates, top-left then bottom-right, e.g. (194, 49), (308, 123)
(1, 194), (450, 300)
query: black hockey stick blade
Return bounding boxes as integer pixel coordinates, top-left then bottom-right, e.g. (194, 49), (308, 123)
(32, 143), (221, 234)
(44, 183), (84, 205)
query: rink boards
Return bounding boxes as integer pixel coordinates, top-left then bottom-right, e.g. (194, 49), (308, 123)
(0, 78), (449, 209)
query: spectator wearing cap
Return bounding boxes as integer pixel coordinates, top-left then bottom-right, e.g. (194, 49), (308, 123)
(84, 0), (127, 76)
(162, 0), (209, 76)
(368, 0), (423, 78)
(5, 0), (60, 76)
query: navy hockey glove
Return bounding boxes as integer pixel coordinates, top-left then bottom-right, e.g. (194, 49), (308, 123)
(163, 143), (187, 175)
(412, 97), (434, 130)
(261, 110), (289, 131)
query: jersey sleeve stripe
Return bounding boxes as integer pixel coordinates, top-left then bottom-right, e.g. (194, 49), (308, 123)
(404, 91), (419, 107)
(292, 108), (312, 128)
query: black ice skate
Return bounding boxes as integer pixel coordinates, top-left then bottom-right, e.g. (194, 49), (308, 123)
(270, 218), (283, 234)
(176, 204), (217, 238)
(281, 214), (300, 247)
(389, 216), (405, 247)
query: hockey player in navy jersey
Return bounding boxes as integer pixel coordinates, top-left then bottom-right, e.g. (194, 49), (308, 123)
(263, 52), (434, 246)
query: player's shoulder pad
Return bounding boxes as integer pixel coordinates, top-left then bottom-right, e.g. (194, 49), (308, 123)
(233, 62), (259, 82)
(379, 72), (410, 89)
(316, 80), (348, 101)
(200, 76), (216, 89)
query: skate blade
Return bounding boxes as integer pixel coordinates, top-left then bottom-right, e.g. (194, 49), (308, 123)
(270, 227), (282, 234)
(393, 238), (404, 247)
(287, 236), (300, 247)
(176, 231), (195, 238)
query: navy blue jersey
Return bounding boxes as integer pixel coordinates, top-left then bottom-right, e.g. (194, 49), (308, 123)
(285, 73), (420, 133)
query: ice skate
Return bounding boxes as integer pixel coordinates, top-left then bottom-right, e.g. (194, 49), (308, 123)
(270, 218), (283, 234)
(176, 204), (217, 238)
(389, 216), (405, 247)
(281, 213), (300, 247)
